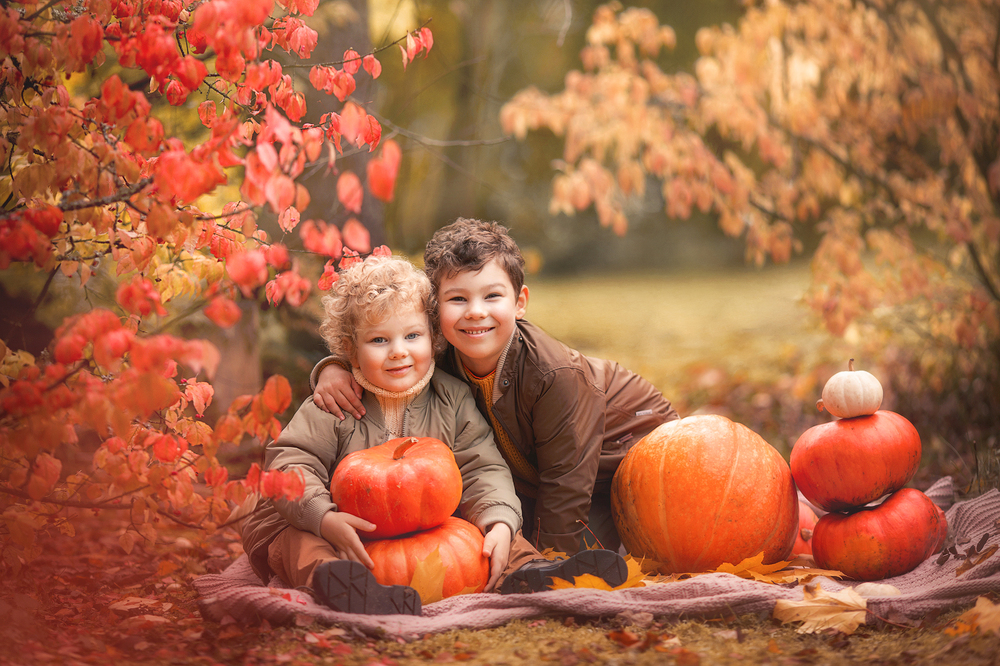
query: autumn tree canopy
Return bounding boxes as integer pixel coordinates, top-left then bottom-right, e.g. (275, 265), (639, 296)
(0, 0), (432, 574)
(501, 1), (1000, 445)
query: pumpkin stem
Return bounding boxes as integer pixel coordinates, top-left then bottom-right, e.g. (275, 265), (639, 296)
(800, 528), (813, 541)
(848, 358), (855, 371)
(392, 437), (420, 460)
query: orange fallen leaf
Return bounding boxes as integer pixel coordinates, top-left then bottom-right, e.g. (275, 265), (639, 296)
(547, 554), (649, 590)
(408, 546), (446, 604)
(715, 551), (790, 582)
(955, 545), (998, 576)
(953, 596), (1000, 635)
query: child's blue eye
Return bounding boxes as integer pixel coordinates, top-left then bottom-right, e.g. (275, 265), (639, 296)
(405, 332), (420, 340)
(369, 336), (386, 344)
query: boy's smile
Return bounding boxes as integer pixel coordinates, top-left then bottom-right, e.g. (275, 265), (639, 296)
(437, 259), (528, 377)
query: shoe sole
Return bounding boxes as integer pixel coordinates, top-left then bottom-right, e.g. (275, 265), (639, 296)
(313, 560), (421, 615)
(501, 549), (628, 594)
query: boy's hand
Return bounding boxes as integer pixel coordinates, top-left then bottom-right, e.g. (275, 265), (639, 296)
(320, 510), (376, 569)
(314, 363), (365, 420)
(482, 522), (512, 590)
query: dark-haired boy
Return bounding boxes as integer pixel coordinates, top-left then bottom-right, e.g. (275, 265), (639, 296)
(314, 218), (679, 556)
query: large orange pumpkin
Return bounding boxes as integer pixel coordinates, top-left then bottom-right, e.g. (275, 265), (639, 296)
(790, 410), (921, 512)
(364, 516), (489, 602)
(329, 436), (462, 538)
(811, 488), (947, 581)
(611, 415), (799, 574)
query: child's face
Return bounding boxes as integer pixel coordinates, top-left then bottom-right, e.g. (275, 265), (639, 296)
(437, 259), (528, 377)
(352, 306), (434, 393)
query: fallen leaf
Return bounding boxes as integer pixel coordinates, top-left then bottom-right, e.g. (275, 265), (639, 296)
(955, 544), (998, 576)
(549, 573), (613, 591)
(547, 554), (649, 590)
(953, 596), (1000, 635)
(765, 566), (845, 584)
(409, 547), (446, 604)
(109, 597), (160, 613)
(713, 551), (800, 583)
(772, 582), (868, 634)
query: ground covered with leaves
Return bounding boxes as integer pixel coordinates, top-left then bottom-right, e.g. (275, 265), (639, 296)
(2, 512), (998, 666)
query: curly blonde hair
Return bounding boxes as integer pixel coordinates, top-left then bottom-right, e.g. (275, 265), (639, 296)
(319, 256), (444, 362)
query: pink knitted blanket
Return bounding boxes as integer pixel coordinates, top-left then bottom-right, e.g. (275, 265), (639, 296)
(193, 479), (1000, 638)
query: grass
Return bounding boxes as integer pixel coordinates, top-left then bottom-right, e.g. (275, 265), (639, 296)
(525, 262), (840, 397)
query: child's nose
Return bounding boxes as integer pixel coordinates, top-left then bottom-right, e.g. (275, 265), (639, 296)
(465, 300), (487, 318)
(388, 343), (408, 359)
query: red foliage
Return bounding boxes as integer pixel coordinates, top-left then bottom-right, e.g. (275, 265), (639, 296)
(0, 0), (434, 573)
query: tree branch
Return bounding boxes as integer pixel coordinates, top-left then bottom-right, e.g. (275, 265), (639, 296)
(966, 240), (1000, 303)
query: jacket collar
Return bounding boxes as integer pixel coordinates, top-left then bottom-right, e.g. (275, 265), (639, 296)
(448, 322), (525, 404)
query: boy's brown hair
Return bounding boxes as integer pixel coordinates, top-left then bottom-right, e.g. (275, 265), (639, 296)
(423, 218), (525, 293)
(318, 255), (445, 361)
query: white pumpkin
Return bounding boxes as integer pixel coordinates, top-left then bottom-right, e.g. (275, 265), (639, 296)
(816, 359), (883, 419)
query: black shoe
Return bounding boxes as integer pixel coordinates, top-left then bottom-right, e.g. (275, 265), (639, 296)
(312, 560), (421, 615)
(500, 549), (628, 594)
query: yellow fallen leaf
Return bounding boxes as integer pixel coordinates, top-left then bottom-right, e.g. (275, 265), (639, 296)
(955, 596), (1000, 635)
(546, 554), (649, 591)
(408, 547), (446, 605)
(772, 582), (867, 634)
(549, 573), (613, 591)
(715, 552), (791, 582)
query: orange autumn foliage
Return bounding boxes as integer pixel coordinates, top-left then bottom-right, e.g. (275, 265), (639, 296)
(0, 0), (432, 576)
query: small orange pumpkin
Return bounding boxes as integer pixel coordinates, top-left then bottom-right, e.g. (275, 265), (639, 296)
(817, 359), (883, 419)
(811, 488), (947, 580)
(364, 516), (490, 602)
(329, 436), (462, 538)
(611, 415), (799, 574)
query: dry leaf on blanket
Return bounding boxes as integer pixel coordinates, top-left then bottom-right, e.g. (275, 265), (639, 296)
(626, 552), (842, 585)
(715, 552), (791, 582)
(955, 544), (998, 576)
(772, 582), (868, 634)
(948, 597), (1000, 636)
(764, 566), (845, 584)
(548, 555), (648, 591)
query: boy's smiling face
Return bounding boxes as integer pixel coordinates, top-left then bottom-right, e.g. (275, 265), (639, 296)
(437, 259), (528, 377)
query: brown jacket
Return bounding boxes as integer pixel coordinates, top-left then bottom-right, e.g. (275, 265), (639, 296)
(242, 368), (522, 584)
(440, 320), (679, 553)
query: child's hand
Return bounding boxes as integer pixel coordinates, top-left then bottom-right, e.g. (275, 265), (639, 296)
(320, 510), (376, 569)
(314, 363), (365, 420)
(482, 522), (512, 590)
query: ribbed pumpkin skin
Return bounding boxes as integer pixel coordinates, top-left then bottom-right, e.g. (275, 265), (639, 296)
(610, 415), (799, 574)
(790, 411), (921, 513)
(364, 516), (489, 600)
(329, 436), (462, 538)
(820, 366), (883, 418)
(811, 488), (947, 581)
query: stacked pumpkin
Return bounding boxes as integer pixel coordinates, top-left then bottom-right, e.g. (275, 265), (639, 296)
(329, 436), (489, 601)
(790, 360), (948, 580)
